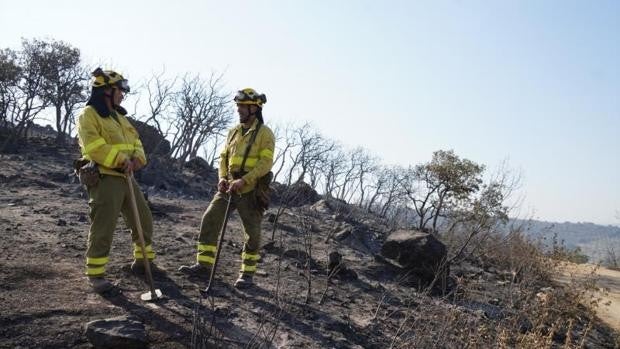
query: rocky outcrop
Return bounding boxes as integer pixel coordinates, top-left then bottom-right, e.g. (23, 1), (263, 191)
(184, 156), (216, 178)
(310, 197), (350, 216)
(129, 118), (171, 155)
(380, 230), (448, 284)
(272, 181), (321, 207)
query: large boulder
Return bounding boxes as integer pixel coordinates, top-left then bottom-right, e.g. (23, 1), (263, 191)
(135, 155), (217, 198)
(129, 118), (171, 155)
(136, 156), (185, 189)
(311, 197), (350, 216)
(184, 156), (217, 179)
(272, 180), (320, 207)
(380, 230), (448, 282)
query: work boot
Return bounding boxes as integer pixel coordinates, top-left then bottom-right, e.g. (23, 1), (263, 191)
(131, 260), (166, 277)
(88, 277), (114, 294)
(178, 263), (211, 277)
(234, 273), (254, 289)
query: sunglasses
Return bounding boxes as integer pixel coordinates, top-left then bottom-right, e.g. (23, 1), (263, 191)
(116, 79), (130, 93)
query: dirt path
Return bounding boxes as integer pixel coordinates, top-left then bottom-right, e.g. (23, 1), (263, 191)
(555, 263), (620, 332)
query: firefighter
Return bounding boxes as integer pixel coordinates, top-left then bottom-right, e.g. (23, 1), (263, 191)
(179, 88), (275, 289)
(77, 68), (162, 294)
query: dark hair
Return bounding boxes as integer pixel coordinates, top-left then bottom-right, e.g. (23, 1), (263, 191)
(256, 108), (264, 125)
(86, 87), (127, 117)
(86, 87), (111, 117)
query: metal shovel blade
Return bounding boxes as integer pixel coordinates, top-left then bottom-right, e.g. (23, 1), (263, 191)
(140, 289), (163, 301)
(200, 284), (213, 297)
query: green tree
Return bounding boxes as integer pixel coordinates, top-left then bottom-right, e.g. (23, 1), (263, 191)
(404, 149), (485, 234)
(0, 38), (88, 150)
(38, 39), (88, 144)
(1, 41), (49, 151)
(0, 48), (21, 128)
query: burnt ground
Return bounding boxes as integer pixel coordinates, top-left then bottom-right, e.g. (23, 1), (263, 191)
(1, 138), (619, 348)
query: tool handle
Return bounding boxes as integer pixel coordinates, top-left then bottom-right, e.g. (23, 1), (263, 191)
(126, 173), (158, 298)
(203, 194), (233, 295)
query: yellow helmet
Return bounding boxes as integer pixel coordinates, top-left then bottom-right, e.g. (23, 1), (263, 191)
(91, 67), (130, 92)
(234, 88), (266, 107)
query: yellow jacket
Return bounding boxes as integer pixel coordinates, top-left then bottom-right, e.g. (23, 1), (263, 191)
(77, 106), (146, 177)
(220, 118), (275, 193)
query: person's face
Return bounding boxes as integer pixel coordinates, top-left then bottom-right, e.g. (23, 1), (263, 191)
(104, 87), (125, 106)
(112, 88), (125, 106)
(237, 103), (257, 124)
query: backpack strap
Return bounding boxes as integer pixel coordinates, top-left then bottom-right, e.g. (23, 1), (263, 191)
(239, 123), (262, 173)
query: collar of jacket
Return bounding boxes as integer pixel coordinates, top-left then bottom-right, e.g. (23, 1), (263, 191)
(236, 118), (260, 134)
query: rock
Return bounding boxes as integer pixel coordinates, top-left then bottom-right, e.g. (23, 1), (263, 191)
(339, 268), (358, 281)
(277, 181), (320, 207)
(184, 157), (216, 178)
(311, 199), (334, 214)
(332, 213), (344, 221)
(84, 315), (147, 349)
(129, 118), (170, 155)
(333, 227), (352, 241)
(328, 251), (358, 281)
(380, 229), (448, 282)
(310, 197), (350, 215)
(291, 181), (320, 203)
(328, 251), (343, 273)
(349, 225), (383, 254)
(267, 213), (277, 223)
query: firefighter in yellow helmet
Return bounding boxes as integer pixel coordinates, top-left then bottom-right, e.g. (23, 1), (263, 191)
(179, 88), (275, 289)
(77, 68), (163, 294)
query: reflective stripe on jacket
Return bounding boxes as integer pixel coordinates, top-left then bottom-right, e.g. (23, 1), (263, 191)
(219, 118), (275, 194)
(77, 106), (146, 177)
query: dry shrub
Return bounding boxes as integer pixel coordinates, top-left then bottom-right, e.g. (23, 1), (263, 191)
(384, 227), (615, 348)
(476, 230), (606, 348)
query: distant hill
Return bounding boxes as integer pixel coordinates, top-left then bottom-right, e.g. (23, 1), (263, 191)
(513, 219), (620, 263)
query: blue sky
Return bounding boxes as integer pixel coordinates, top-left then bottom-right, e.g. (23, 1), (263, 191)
(1, 0), (618, 225)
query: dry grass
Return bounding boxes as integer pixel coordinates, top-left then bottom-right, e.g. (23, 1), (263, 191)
(190, 202), (618, 348)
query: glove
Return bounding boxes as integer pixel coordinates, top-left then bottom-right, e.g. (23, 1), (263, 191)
(218, 178), (230, 193)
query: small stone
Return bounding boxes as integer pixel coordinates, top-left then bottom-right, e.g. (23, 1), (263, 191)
(267, 213), (277, 223)
(85, 315), (147, 349)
